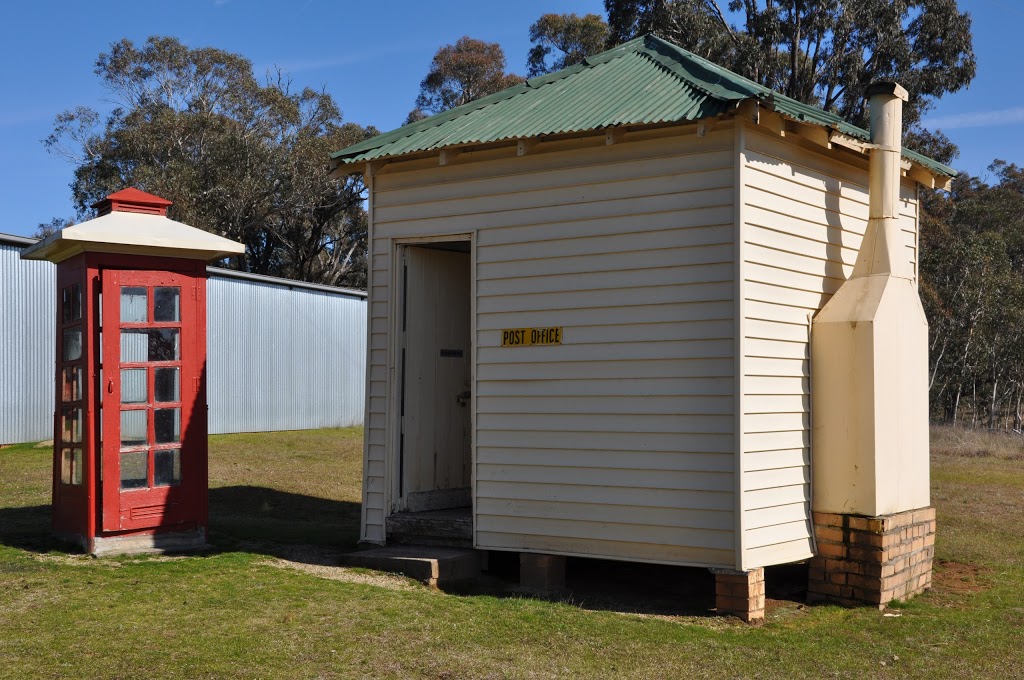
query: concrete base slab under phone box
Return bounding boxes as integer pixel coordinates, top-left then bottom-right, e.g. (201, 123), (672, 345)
(90, 528), (210, 557)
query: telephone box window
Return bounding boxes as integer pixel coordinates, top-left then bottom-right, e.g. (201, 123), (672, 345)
(155, 368), (180, 402)
(148, 329), (180, 361)
(120, 369), (147, 403)
(63, 328), (82, 361)
(120, 287), (147, 322)
(71, 450), (83, 485)
(154, 449), (181, 487)
(154, 287), (180, 322)
(155, 408), (181, 444)
(62, 366), (83, 402)
(120, 410), (147, 447)
(120, 451), (148, 490)
(62, 284), (82, 323)
(120, 330), (147, 363)
(60, 449), (83, 486)
(61, 449), (72, 485)
(62, 407), (83, 443)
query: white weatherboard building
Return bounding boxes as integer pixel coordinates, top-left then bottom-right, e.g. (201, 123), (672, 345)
(331, 36), (951, 619)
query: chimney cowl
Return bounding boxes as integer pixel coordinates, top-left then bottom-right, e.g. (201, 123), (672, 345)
(92, 188), (173, 217)
(865, 81), (908, 103)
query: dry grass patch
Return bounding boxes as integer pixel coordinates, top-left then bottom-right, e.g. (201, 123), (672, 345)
(931, 424), (1024, 460)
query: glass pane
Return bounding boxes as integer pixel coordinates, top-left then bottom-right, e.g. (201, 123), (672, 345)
(120, 409), (147, 447)
(121, 369), (147, 403)
(62, 407), (82, 443)
(62, 366), (83, 402)
(61, 449), (72, 484)
(154, 449), (181, 487)
(120, 451), (148, 490)
(63, 328), (82, 361)
(71, 449), (83, 485)
(155, 408), (180, 444)
(120, 329), (179, 362)
(155, 368), (180, 403)
(71, 283), (82, 321)
(148, 329), (179, 361)
(120, 329), (148, 363)
(62, 287), (72, 323)
(121, 287), (147, 323)
(154, 287), (180, 322)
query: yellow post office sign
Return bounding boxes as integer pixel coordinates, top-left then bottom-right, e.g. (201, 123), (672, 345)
(502, 327), (563, 347)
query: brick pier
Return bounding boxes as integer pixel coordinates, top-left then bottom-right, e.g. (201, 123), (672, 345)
(711, 567), (765, 622)
(808, 507), (936, 608)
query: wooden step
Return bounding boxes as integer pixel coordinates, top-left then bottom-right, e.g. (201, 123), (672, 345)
(386, 508), (473, 548)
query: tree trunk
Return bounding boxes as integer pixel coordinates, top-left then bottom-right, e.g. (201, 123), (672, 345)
(990, 378), (998, 430)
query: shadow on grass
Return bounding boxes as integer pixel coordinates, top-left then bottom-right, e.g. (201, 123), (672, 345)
(466, 552), (720, 618)
(443, 553), (810, 619)
(0, 485), (361, 560)
(0, 503), (63, 553)
(208, 485), (361, 549)
(0, 491), (810, 620)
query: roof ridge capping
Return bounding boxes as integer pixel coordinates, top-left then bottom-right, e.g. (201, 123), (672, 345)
(636, 34), (765, 101)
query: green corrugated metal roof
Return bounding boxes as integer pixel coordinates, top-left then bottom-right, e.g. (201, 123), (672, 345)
(332, 34), (955, 178)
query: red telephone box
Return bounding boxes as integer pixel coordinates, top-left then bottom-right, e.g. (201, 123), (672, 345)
(21, 188), (244, 555)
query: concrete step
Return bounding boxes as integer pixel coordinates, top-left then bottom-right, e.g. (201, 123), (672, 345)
(338, 545), (483, 588)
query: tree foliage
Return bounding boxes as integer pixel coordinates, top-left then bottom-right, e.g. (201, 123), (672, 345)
(413, 37), (525, 116)
(921, 162), (1024, 429)
(33, 217), (74, 239)
(46, 36), (377, 287)
(603, 0), (976, 132)
(527, 13), (610, 77)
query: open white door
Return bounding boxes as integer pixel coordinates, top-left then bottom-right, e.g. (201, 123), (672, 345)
(399, 244), (472, 512)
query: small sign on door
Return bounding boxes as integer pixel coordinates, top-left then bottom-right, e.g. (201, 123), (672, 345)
(501, 327), (563, 347)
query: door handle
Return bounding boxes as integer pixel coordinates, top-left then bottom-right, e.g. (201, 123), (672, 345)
(107, 379), (113, 394)
(456, 390), (471, 406)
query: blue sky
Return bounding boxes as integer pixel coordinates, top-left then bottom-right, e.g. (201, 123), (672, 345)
(0, 0), (1020, 236)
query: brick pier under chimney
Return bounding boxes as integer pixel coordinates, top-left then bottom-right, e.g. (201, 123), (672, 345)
(808, 508), (936, 608)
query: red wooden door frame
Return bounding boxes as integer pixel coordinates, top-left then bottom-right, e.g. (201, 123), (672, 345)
(100, 269), (203, 532)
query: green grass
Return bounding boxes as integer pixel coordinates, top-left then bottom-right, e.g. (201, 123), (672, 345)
(1, 428), (1023, 678)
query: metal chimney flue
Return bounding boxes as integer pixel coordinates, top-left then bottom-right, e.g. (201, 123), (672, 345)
(852, 82), (911, 280)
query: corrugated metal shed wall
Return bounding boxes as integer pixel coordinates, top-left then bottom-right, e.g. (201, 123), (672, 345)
(0, 240), (56, 444)
(0, 238), (366, 443)
(206, 274), (366, 433)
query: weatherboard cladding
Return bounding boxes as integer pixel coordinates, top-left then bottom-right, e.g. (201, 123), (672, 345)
(332, 35), (955, 179)
(362, 125), (739, 565)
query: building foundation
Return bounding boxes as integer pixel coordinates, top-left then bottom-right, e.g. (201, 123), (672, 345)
(808, 508), (935, 608)
(710, 567), (765, 622)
